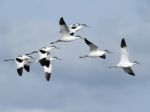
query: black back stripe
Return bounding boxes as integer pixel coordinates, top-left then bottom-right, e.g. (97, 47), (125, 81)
(39, 58), (50, 67)
(16, 58), (23, 63)
(39, 50), (46, 54)
(71, 26), (77, 29)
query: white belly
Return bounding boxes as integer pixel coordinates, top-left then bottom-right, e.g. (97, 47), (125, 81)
(118, 62), (133, 68)
(61, 36), (76, 42)
(89, 51), (105, 57)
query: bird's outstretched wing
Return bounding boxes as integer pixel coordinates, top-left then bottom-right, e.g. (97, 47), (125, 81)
(120, 38), (129, 63)
(59, 17), (70, 36)
(84, 38), (98, 51)
(15, 58), (24, 76)
(44, 64), (52, 81)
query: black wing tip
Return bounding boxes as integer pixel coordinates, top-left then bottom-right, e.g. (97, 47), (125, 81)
(45, 72), (51, 81)
(24, 65), (30, 72)
(60, 17), (63, 20)
(100, 55), (106, 59)
(17, 67), (23, 76)
(59, 17), (65, 25)
(84, 38), (91, 45)
(128, 72), (135, 76)
(121, 38), (127, 48)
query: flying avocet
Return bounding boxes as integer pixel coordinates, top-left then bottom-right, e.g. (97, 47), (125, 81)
(27, 46), (59, 67)
(4, 55), (33, 76)
(59, 17), (89, 35)
(79, 38), (111, 59)
(51, 17), (84, 44)
(109, 38), (140, 76)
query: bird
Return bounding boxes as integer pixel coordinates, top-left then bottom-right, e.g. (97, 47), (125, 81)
(4, 55), (34, 76)
(27, 46), (60, 67)
(59, 17), (89, 35)
(79, 38), (111, 59)
(43, 56), (62, 81)
(51, 17), (84, 44)
(109, 38), (140, 76)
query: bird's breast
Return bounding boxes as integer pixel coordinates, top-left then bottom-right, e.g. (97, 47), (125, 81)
(89, 51), (104, 57)
(61, 36), (76, 41)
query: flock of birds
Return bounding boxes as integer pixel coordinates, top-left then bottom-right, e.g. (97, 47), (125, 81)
(4, 17), (140, 81)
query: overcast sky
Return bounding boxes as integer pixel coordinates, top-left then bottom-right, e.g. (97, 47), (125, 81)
(0, 0), (150, 112)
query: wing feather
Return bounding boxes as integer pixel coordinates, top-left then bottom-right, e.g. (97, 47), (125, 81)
(59, 17), (70, 36)
(84, 38), (98, 51)
(44, 64), (52, 81)
(120, 38), (129, 63)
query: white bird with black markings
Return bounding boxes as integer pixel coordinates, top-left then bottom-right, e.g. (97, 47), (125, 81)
(109, 38), (140, 76)
(4, 55), (33, 76)
(79, 38), (111, 59)
(59, 17), (89, 35)
(43, 56), (62, 81)
(27, 46), (59, 67)
(51, 17), (84, 44)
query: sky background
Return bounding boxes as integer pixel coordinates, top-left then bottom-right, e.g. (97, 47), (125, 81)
(0, 0), (150, 112)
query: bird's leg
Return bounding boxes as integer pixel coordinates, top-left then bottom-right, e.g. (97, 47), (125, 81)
(108, 65), (118, 68)
(26, 51), (38, 55)
(79, 55), (89, 58)
(3, 59), (15, 61)
(50, 40), (61, 44)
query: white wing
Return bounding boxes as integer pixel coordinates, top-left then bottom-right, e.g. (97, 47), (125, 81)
(120, 38), (129, 63)
(15, 58), (24, 76)
(59, 17), (70, 37)
(120, 47), (129, 63)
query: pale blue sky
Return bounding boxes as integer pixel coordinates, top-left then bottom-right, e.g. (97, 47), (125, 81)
(0, 0), (150, 112)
